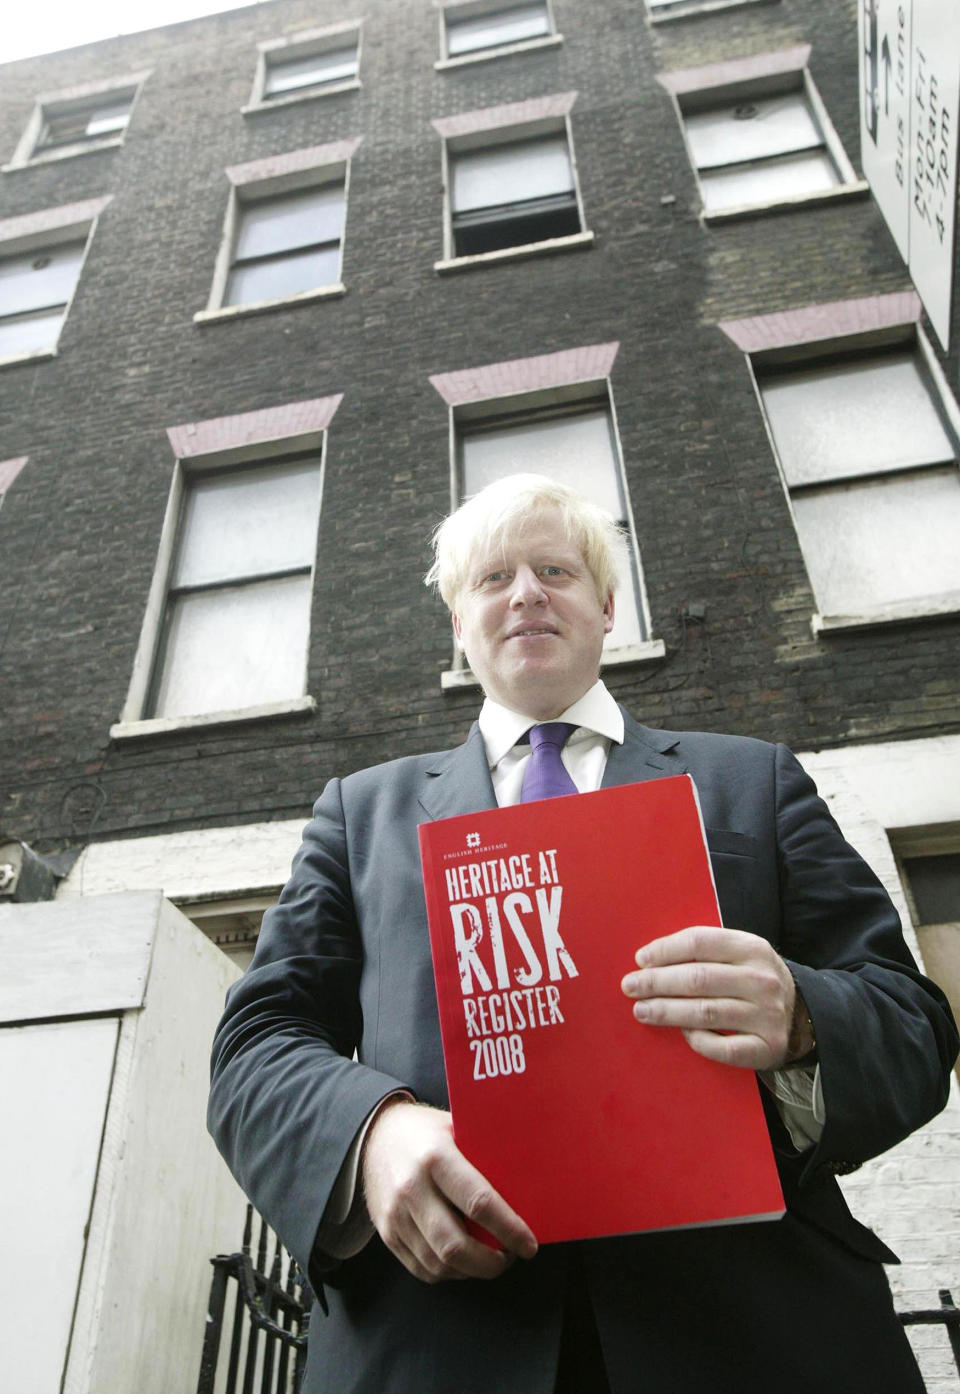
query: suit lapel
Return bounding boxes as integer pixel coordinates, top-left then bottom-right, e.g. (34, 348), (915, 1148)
(601, 707), (687, 788)
(418, 722), (497, 822)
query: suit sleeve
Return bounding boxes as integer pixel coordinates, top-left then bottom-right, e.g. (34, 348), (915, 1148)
(207, 777), (409, 1283)
(771, 743), (958, 1183)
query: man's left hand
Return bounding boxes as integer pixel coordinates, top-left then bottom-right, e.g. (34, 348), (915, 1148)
(620, 926), (802, 1070)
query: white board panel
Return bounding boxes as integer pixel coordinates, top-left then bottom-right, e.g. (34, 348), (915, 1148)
(0, 892), (155, 1022)
(0, 1017), (119, 1394)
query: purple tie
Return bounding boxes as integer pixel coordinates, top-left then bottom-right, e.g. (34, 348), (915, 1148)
(521, 723), (578, 802)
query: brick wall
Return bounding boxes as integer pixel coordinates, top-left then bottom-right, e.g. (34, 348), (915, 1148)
(1, 0), (958, 851)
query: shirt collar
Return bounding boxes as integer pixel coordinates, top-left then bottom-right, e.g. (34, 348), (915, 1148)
(478, 680), (625, 769)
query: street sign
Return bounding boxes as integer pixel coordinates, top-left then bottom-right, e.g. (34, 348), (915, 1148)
(860, 0), (960, 350)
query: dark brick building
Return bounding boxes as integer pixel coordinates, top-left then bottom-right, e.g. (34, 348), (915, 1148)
(1, 0), (959, 1381)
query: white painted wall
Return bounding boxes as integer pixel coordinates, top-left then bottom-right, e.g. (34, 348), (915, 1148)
(798, 735), (960, 1391)
(57, 818), (304, 903)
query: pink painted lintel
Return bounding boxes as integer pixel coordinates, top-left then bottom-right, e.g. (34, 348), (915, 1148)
(432, 92), (577, 141)
(260, 19), (360, 52)
(37, 69), (149, 105)
(227, 139), (363, 186)
(658, 45), (812, 97)
(167, 396), (344, 460)
(429, 343), (620, 406)
(0, 457), (28, 492)
(717, 291), (923, 353)
(0, 196), (112, 245)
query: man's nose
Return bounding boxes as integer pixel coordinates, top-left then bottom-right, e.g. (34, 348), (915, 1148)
(509, 565), (547, 606)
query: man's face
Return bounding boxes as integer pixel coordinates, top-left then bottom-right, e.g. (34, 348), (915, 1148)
(452, 508), (614, 720)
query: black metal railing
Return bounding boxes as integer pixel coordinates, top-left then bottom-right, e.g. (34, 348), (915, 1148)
(900, 1289), (960, 1382)
(197, 1221), (958, 1394)
(197, 1206), (314, 1394)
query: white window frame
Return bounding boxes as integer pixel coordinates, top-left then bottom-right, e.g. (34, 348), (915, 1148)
(196, 141), (360, 324)
(747, 324), (960, 634)
(659, 47), (866, 221)
(4, 71), (149, 172)
(436, 0), (562, 70)
(435, 103), (593, 272)
(113, 401), (342, 740)
(0, 197), (110, 369)
(433, 379), (664, 691)
(244, 21), (362, 114)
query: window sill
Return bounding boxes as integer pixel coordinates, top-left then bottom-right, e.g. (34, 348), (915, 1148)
(195, 284), (346, 323)
(435, 230), (594, 274)
(2, 136), (125, 173)
(649, 0), (778, 22)
(435, 34), (563, 70)
(241, 79), (361, 115)
(440, 638), (666, 691)
(701, 180), (870, 224)
(110, 695), (317, 741)
(0, 346), (57, 371)
(812, 595), (960, 635)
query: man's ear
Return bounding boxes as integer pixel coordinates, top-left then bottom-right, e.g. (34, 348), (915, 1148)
(452, 612), (463, 648)
(602, 592), (615, 636)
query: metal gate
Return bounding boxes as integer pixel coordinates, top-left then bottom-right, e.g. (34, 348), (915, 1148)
(197, 1206), (314, 1394)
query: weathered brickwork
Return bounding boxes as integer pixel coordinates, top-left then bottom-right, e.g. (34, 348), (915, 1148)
(2, 0), (958, 853)
(1, 2), (959, 1382)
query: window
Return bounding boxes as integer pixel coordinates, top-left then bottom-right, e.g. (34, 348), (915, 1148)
(433, 95), (589, 266)
(659, 47), (860, 216)
(37, 93), (133, 150)
(429, 343), (663, 683)
(200, 142), (359, 320)
(757, 342), (960, 625)
(0, 197), (108, 365)
(441, 2), (554, 61)
(115, 396), (340, 737)
(226, 183), (345, 307)
(147, 457), (323, 721)
(265, 46), (357, 97)
(247, 24), (361, 111)
(458, 400), (647, 652)
(686, 88), (838, 212)
(5, 73), (147, 170)
(450, 131), (580, 257)
(0, 241), (85, 358)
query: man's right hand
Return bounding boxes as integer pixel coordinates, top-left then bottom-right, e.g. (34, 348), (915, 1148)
(361, 1098), (538, 1283)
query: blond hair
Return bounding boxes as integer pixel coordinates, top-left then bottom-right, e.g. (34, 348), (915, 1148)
(425, 473), (627, 611)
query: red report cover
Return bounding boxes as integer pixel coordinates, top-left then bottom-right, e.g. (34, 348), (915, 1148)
(418, 774), (785, 1245)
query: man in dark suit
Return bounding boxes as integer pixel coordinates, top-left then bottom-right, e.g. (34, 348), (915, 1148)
(209, 474), (958, 1393)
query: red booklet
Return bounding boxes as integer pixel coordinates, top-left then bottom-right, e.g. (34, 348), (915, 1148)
(418, 774), (785, 1245)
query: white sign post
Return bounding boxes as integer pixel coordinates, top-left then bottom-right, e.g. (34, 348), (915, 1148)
(860, 0), (960, 350)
